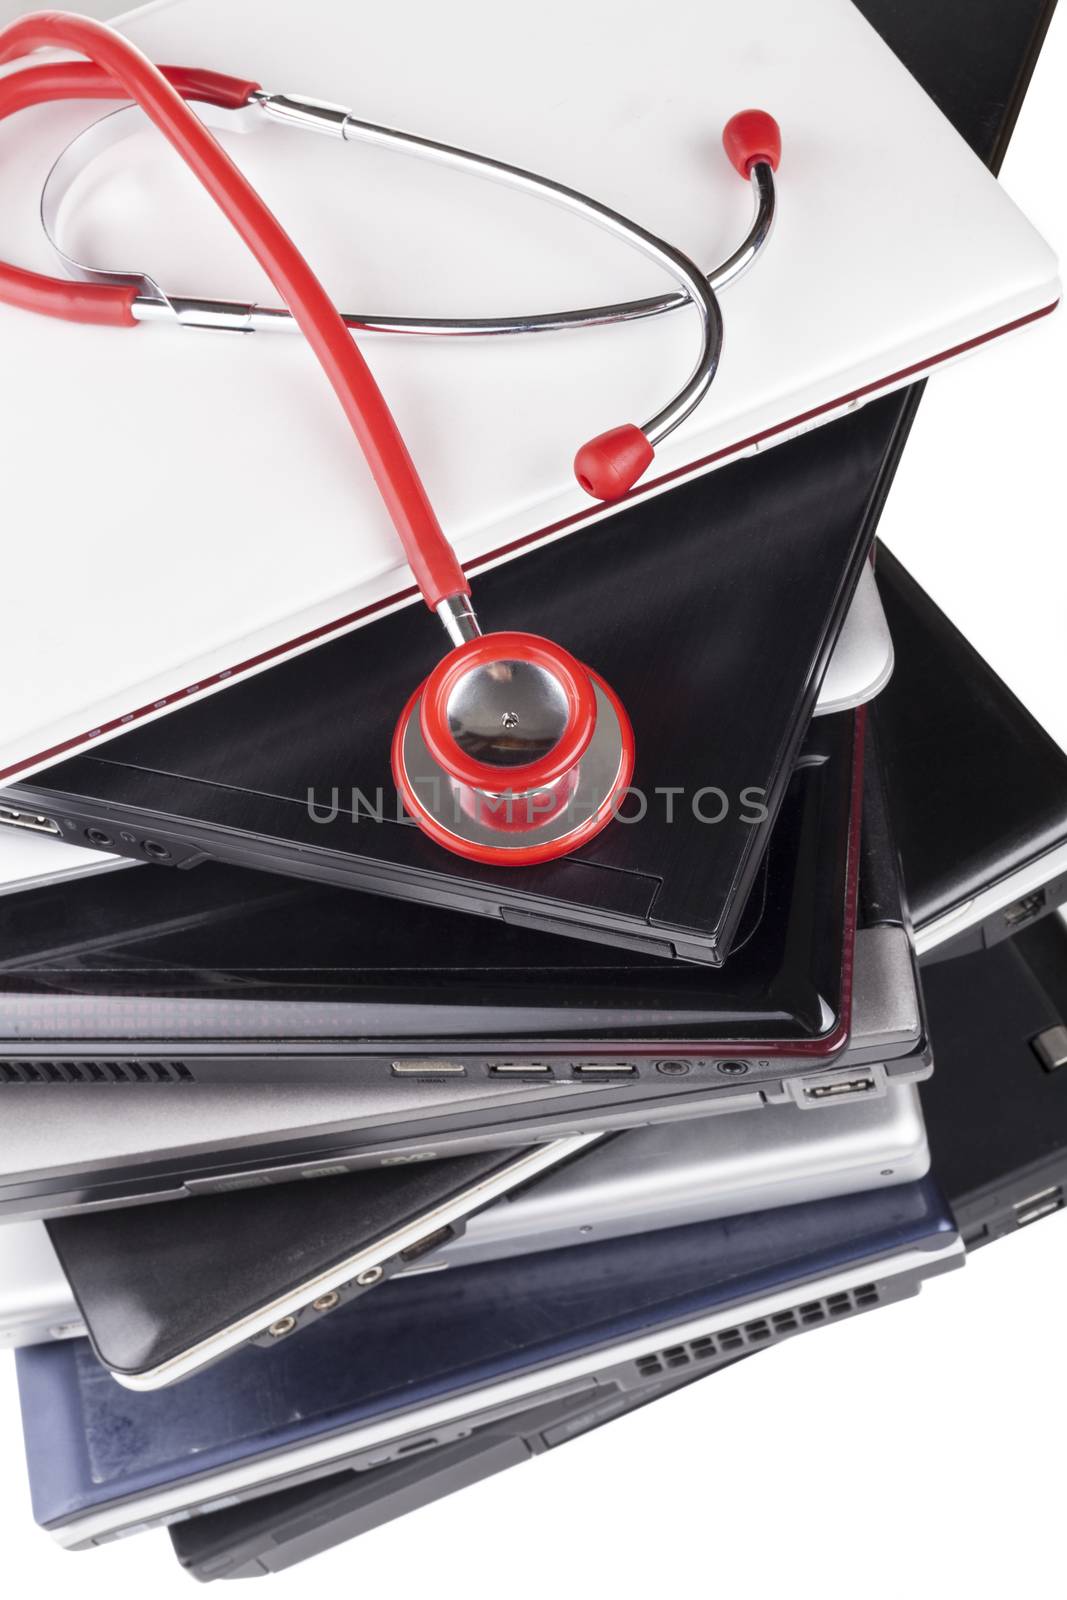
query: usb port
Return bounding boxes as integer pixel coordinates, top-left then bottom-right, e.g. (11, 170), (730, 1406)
(1013, 1185), (1064, 1227)
(803, 1074), (878, 1102)
(489, 1062), (553, 1076)
(391, 1061), (466, 1076)
(572, 1062), (637, 1076)
(1004, 889), (1046, 929)
(0, 806), (60, 836)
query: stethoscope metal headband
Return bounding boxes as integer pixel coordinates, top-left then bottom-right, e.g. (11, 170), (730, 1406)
(40, 90), (779, 499)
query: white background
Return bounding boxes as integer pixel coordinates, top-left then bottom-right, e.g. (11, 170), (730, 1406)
(0, 4), (1064, 1597)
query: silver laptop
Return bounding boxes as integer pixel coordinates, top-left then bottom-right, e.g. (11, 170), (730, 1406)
(0, 1083), (928, 1349)
(0, 1006), (927, 1229)
(403, 1082), (930, 1272)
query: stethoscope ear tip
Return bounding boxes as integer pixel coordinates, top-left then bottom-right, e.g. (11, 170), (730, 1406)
(722, 109), (782, 177)
(574, 423), (655, 501)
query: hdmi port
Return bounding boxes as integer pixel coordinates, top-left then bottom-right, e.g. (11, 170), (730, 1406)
(0, 806), (60, 836)
(572, 1062), (637, 1076)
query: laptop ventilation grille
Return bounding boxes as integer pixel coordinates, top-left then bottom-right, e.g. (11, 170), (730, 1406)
(634, 1284), (882, 1378)
(0, 1059), (195, 1084)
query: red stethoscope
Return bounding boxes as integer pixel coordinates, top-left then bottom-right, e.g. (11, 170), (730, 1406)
(0, 12), (781, 866)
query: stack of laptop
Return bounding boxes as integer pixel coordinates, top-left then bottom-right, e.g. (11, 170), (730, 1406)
(0, 0), (1063, 1580)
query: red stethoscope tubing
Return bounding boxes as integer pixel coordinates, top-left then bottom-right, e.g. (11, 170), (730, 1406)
(0, 11), (468, 614)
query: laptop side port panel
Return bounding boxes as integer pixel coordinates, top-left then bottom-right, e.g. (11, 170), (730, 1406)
(0, 798), (209, 867)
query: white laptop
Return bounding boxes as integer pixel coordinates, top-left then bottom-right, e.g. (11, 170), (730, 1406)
(0, 0), (1056, 785)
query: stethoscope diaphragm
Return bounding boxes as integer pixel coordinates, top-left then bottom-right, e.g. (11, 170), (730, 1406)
(393, 634), (634, 864)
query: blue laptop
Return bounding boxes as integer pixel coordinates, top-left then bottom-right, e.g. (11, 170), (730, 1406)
(16, 1176), (961, 1549)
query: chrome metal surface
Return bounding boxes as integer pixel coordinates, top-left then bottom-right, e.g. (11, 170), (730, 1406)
(250, 92), (350, 137)
(40, 101), (262, 328)
(399, 678), (628, 850)
(41, 94), (777, 440)
(130, 296), (261, 331)
(435, 596), (482, 648)
(445, 659), (572, 768)
(132, 161), (773, 339)
(256, 91), (722, 445)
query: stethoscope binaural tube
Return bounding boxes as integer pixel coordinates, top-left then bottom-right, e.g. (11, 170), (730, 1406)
(0, 10), (636, 864)
(42, 97), (779, 343)
(34, 81), (781, 500)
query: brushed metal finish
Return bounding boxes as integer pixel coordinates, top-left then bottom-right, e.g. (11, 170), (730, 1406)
(412, 1084), (930, 1269)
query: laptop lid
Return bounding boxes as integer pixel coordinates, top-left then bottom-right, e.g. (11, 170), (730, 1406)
(9, 454), (875, 965)
(45, 1136), (603, 1390)
(1, 0), (1055, 787)
(0, 712), (863, 1069)
(874, 546), (1067, 961)
(0, 554), (888, 900)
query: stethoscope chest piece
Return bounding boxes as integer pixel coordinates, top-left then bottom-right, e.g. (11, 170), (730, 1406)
(392, 632), (634, 865)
